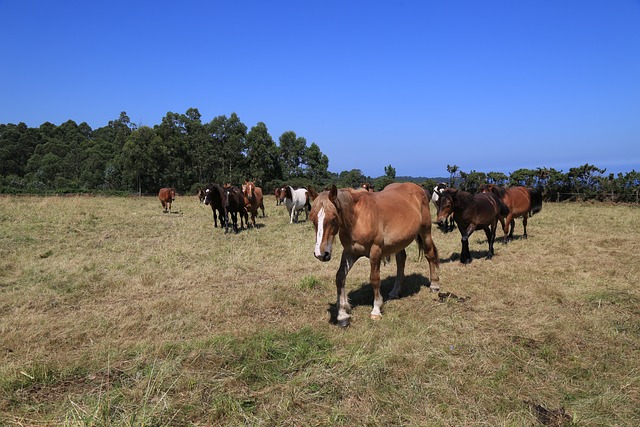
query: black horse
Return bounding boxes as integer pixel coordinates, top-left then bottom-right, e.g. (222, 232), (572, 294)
(203, 184), (226, 229)
(435, 189), (509, 263)
(221, 186), (248, 234)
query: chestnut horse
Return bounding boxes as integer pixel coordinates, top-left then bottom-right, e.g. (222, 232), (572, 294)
(480, 184), (543, 242)
(310, 182), (440, 327)
(274, 186), (286, 206)
(242, 180), (265, 227)
(158, 187), (176, 213)
(436, 188), (509, 263)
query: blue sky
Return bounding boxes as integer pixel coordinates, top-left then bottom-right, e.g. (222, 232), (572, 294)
(1, 1), (639, 178)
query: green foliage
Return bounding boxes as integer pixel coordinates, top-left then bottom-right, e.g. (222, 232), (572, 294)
(1, 112), (639, 201)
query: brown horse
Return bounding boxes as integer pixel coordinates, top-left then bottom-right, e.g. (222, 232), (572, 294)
(196, 188), (206, 204)
(274, 186), (286, 206)
(158, 187), (176, 213)
(310, 182), (440, 327)
(435, 188), (509, 263)
(480, 184), (543, 242)
(243, 180), (265, 227)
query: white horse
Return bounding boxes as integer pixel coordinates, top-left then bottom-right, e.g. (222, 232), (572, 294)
(432, 182), (455, 232)
(284, 186), (310, 223)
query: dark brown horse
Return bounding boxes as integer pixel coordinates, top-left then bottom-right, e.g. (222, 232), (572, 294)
(310, 182), (440, 327)
(203, 184), (225, 229)
(436, 189), (509, 263)
(480, 184), (543, 242)
(158, 188), (176, 213)
(243, 180), (265, 227)
(221, 186), (248, 234)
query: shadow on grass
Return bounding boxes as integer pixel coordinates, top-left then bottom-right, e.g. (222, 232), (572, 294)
(326, 273), (432, 325)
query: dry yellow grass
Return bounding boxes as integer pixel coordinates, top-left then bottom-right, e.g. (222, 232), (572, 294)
(1, 194), (638, 426)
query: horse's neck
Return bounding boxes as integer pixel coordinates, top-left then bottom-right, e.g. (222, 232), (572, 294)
(335, 189), (357, 230)
(453, 191), (476, 212)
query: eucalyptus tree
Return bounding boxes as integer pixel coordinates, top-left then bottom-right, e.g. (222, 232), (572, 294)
(122, 126), (164, 195)
(245, 122), (281, 186)
(303, 142), (330, 186)
(279, 131), (307, 179)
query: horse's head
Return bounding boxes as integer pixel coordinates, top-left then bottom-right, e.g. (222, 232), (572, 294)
(310, 185), (340, 262)
(435, 189), (456, 229)
(203, 188), (211, 205)
(244, 181), (255, 198)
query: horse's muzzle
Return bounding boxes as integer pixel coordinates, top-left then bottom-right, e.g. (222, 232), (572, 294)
(315, 252), (331, 262)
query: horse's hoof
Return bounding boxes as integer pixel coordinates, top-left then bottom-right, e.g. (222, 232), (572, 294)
(337, 319), (350, 328)
(429, 283), (440, 292)
(370, 314), (382, 321)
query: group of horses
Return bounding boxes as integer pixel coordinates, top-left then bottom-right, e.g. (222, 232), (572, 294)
(168, 179), (543, 328)
(310, 181), (543, 327)
(196, 182), (317, 233)
(195, 181), (266, 234)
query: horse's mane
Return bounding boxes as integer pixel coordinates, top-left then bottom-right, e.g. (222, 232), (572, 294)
(311, 188), (357, 231)
(485, 184), (506, 198)
(449, 189), (476, 211)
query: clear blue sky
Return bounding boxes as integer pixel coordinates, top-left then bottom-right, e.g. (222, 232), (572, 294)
(1, 1), (639, 178)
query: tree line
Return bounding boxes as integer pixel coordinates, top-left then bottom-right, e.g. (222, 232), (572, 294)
(1, 109), (638, 202)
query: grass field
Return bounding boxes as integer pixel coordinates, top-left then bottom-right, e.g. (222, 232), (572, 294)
(1, 194), (639, 426)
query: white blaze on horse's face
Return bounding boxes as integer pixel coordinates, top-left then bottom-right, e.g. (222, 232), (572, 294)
(314, 208), (329, 259)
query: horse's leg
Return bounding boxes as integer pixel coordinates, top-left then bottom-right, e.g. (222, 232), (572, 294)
(368, 248), (384, 320)
(418, 229), (440, 291)
(224, 209), (230, 234)
(508, 218), (515, 241)
(260, 201), (265, 217)
(522, 215), (528, 239)
(336, 253), (356, 327)
(461, 224), (477, 264)
(289, 206), (295, 224)
(484, 224), (495, 260)
(503, 213), (514, 243)
(389, 249), (407, 300)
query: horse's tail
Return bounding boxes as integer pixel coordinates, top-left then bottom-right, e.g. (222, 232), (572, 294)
(529, 189), (543, 216)
(497, 197), (510, 217)
(416, 234), (440, 267)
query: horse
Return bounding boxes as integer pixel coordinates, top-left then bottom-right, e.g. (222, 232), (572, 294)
(274, 186), (286, 206)
(435, 188), (509, 264)
(158, 188), (176, 213)
(431, 182), (455, 232)
(310, 182), (440, 328)
(284, 186), (311, 223)
(242, 180), (265, 228)
(221, 185), (248, 233)
(480, 184), (543, 242)
(360, 182), (374, 192)
(203, 184), (226, 229)
(196, 188), (206, 204)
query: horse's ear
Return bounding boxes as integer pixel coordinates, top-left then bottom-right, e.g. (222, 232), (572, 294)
(329, 185), (338, 204)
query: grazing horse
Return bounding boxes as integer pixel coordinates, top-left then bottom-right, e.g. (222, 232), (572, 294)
(310, 183), (440, 327)
(221, 186), (248, 234)
(203, 184), (226, 229)
(158, 188), (176, 213)
(360, 182), (374, 192)
(436, 189), (509, 264)
(431, 182), (455, 232)
(274, 186), (286, 206)
(242, 180), (265, 228)
(284, 186), (311, 223)
(480, 184), (543, 242)
(197, 188), (206, 204)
